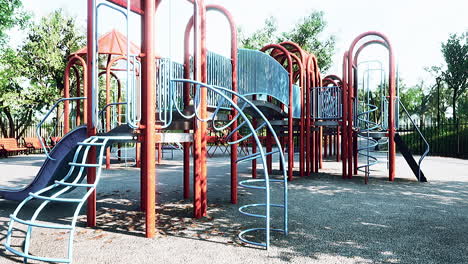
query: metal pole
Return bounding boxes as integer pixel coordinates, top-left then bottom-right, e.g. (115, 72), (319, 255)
(142, 0), (157, 238)
(86, 0), (97, 228)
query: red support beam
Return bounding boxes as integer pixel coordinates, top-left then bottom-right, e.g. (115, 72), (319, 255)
(207, 4), (239, 204)
(183, 16), (193, 200)
(141, 0), (156, 238)
(342, 51), (348, 179)
(86, 0), (97, 228)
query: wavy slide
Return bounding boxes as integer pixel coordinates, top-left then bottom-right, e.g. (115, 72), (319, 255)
(0, 126), (87, 201)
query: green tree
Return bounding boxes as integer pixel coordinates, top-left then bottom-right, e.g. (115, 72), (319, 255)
(0, 9), (85, 138)
(19, 9), (85, 93)
(239, 11), (336, 71)
(440, 32), (468, 122)
(0, 0), (29, 44)
(399, 81), (433, 127)
(239, 17), (277, 51)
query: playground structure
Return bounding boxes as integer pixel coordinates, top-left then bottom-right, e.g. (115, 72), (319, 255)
(2, 0), (430, 263)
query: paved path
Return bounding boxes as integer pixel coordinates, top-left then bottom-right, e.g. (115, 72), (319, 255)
(0, 152), (467, 263)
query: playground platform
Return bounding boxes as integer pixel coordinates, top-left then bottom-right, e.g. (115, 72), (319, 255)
(1, 152), (467, 263)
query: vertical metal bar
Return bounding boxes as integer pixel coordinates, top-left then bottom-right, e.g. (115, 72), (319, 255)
(105, 62), (111, 169)
(183, 17), (193, 200)
(199, 0), (208, 217)
(142, 0), (156, 238)
(342, 51), (348, 179)
(86, 0), (97, 228)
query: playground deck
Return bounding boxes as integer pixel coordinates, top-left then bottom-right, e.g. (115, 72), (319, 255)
(1, 153), (467, 263)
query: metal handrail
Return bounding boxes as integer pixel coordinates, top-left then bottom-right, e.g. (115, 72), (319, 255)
(97, 102), (127, 132)
(98, 102), (127, 117)
(398, 99), (430, 181)
(36, 97), (86, 160)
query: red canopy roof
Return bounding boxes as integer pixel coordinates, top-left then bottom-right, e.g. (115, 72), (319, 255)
(73, 29), (141, 56)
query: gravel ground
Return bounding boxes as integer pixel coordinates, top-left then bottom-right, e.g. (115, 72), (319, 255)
(1, 149), (467, 264)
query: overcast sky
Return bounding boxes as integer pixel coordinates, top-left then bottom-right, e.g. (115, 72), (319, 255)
(16, 0), (468, 87)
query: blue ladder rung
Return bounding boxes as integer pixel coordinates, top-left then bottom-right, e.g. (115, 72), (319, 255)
(10, 215), (73, 230)
(228, 123), (267, 145)
(236, 150), (280, 163)
(238, 227), (287, 249)
(29, 193), (83, 203)
(55, 181), (95, 188)
(68, 162), (100, 168)
(239, 204), (266, 218)
(4, 245), (71, 263)
(239, 179), (267, 190)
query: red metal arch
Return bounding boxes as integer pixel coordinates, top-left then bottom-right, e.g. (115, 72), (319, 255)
(260, 44), (294, 181)
(345, 31), (396, 181)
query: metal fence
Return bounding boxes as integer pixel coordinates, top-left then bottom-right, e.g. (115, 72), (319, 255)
(398, 121), (468, 158)
(0, 122), (64, 141)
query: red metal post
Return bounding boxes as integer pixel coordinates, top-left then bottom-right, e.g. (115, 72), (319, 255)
(86, 0), (97, 228)
(183, 16), (193, 200)
(141, 0), (157, 238)
(342, 51), (348, 179)
(64, 60), (73, 134)
(71, 65), (81, 126)
(207, 4), (239, 204)
(105, 61), (112, 169)
(199, 0), (208, 217)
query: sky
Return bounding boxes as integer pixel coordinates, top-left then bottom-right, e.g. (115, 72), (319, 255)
(14, 0), (468, 88)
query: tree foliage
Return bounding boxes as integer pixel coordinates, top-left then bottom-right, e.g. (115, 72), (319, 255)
(239, 11), (336, 71)
(0, 9), (85, 138)
(0, 0), (29, 44)
(440, 32), (468, 121)
(19, 9), (85, 93)
(399, 80), (433, 126)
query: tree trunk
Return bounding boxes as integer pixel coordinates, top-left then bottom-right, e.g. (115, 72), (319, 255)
(5, 108), (15, 138)
(0, 112), (8, 138)
(452, 92), (457, 122)
(17, 110), (33, 138)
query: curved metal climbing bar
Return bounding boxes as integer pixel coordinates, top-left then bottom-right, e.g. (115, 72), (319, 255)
(4, 135), (133, 263)
(171, 79), (288, 249)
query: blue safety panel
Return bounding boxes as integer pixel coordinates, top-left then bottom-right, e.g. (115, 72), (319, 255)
(237, 49), (301, 118)
(207, 51), (232, 109)
(156, 49), (302, 118)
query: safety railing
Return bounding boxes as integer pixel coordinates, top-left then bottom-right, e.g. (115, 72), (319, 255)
(97, 102), (127, 133)
(36, 97), (86, 160)
(311, 86), (342, 120)
(237, 49), (302, 118)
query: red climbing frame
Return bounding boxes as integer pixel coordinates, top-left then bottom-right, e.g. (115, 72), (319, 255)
(342, 31), (396, 181)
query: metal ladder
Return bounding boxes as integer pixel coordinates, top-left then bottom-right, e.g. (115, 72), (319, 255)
(170, 79), (288, 249)
(4, 135), (131, 263)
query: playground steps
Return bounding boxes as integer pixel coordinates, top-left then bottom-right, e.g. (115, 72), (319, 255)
(394, 133), (427, 182)
(4, 135), (132, 263)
